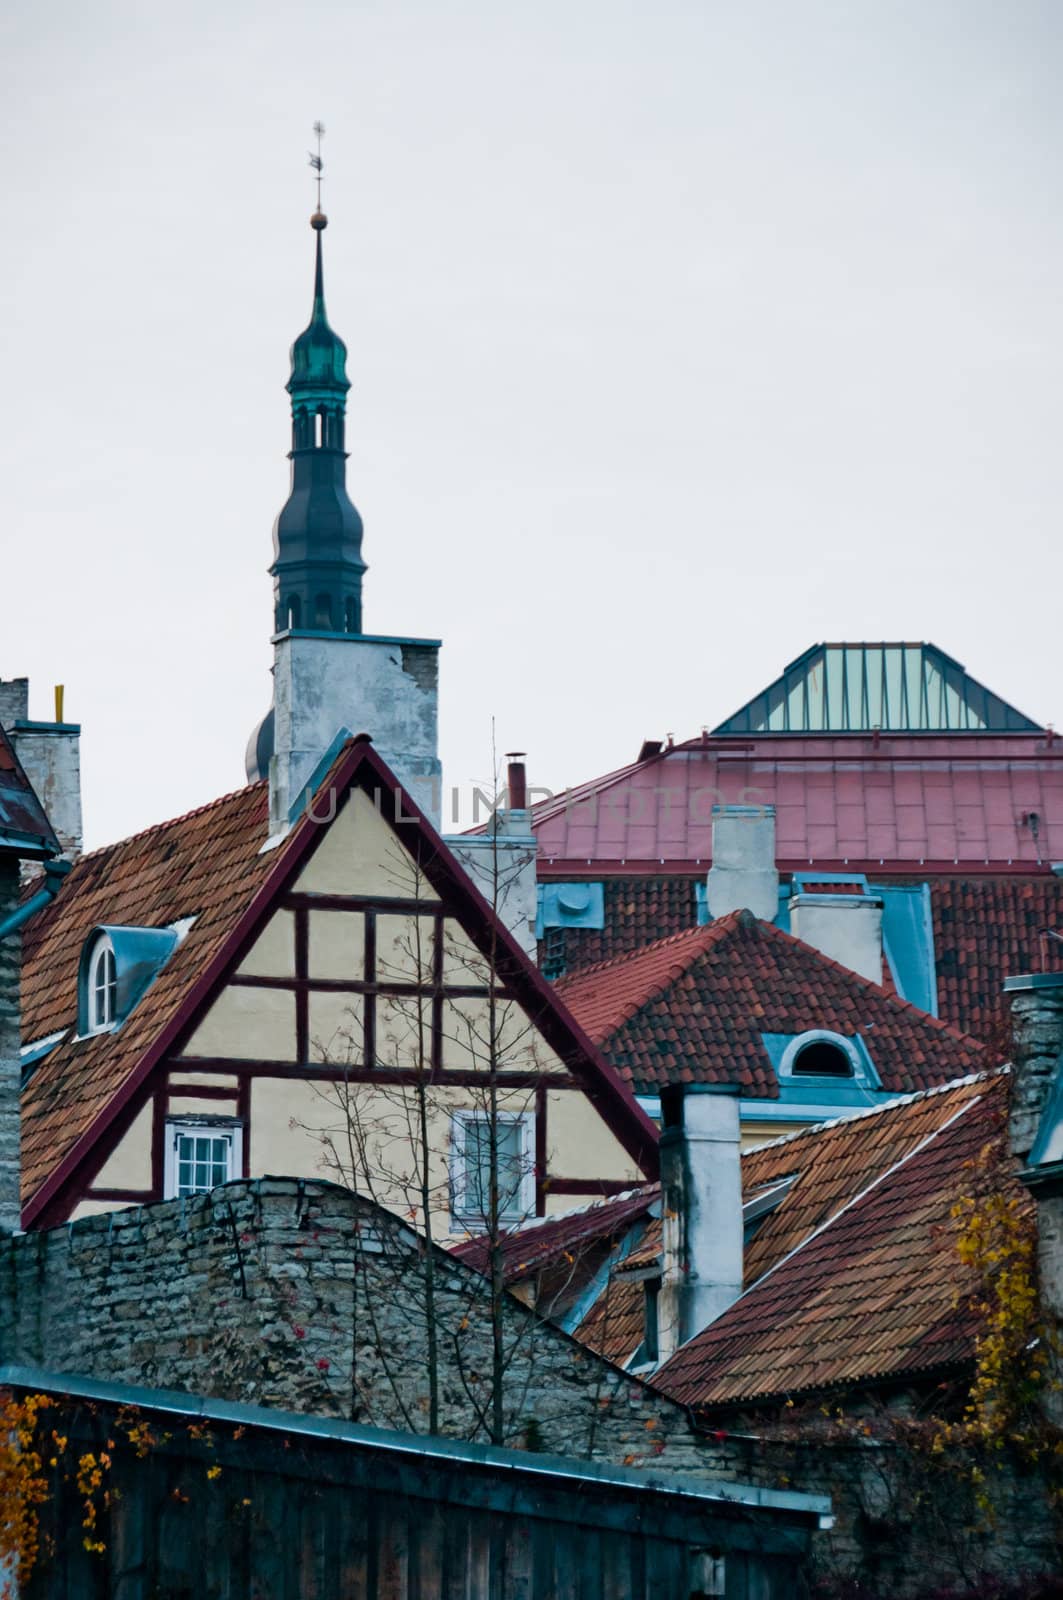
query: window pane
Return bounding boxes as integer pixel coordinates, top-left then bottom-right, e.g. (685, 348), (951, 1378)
(174, 1130), (232, 1197)
(461, 1117), (525, 1220)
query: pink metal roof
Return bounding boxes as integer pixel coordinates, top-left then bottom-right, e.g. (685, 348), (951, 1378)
(533, 734), (1063, 873)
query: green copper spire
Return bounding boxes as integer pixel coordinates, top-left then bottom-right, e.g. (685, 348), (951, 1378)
(289, 217), (351, 395)
(270, 170), (366, 638)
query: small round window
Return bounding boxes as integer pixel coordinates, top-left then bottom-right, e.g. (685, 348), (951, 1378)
(789, 1038), (854, 1078)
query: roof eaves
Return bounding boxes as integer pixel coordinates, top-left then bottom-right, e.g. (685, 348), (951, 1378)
(739, 1068), (1004, 1161)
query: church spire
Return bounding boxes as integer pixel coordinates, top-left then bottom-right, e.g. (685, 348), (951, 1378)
(270, 126), (366, 637)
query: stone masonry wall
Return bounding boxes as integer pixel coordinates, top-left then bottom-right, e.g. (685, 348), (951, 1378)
(1007, 980), (1063, 1162)
(4, 1177), (1058, 1590)
(0, 1178), (747, 1483)
(0, 859), (21, 1234)
(750, 1426), (1062, 1596)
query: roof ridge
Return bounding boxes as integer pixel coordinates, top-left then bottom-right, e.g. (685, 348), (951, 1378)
(555, 917), (739, 987)
(75, 780), (267, 864)
(526, 756), (661, 827)
(554, 920), (746, 1043)
(741, 1067), (1007, 1157)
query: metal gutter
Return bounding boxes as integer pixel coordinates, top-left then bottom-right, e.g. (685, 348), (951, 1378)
(0, 1363), (832, 1527)
(0, 858), (71, 941)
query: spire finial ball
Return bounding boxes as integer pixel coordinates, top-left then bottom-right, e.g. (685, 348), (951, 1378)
(310, 211), (328, 231)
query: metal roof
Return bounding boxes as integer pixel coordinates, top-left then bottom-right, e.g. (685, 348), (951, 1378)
(0, 723), (59, 859)
(0, 1363), (831, 1524)
(713, 643), (1043, 736)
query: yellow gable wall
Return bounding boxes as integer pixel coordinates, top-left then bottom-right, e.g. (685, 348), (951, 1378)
(544, 1089), (642, 1189)
(236, 910), (295, 979)
(86, 1101), (154, 1192)
(247, 1077), (637, 1242)
(295, 788), (440, 900)
(184, 986), (296, 1062)
(72, 780), (649, 1232)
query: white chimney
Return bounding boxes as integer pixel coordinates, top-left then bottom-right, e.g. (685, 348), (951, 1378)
(266, 634), (442, 834)
(789, 892), (884, 986)
(657, 1086), (743, 1364)
(706, 805), (779, 923)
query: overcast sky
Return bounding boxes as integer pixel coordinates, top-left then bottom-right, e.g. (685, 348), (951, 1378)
(2, 1), (1061, 848)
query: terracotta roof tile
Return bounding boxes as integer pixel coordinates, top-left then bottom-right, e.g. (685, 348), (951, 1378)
(652, 1073), (1014, 1410)
(539, 874), (1063, 1042)
(20, 783), (272, 1205)
(451, 1187), (658, 1280)
(554, 911), (986, 1097)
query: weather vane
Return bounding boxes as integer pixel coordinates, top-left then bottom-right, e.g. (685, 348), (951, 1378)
(309, 121), (325, 213)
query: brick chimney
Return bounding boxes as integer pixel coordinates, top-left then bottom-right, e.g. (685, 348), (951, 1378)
(706, 805), (779, 922)
(657, 1085), (743, 1364)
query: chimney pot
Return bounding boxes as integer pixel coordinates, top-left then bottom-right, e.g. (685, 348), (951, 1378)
(505, 753), (528, 813)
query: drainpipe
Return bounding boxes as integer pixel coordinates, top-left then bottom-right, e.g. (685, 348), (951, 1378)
(1, 855), (69, 1233)
(0, 858), (72, 941)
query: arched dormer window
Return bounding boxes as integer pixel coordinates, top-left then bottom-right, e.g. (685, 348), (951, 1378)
(87, 935), (117, 1034)
(314, 593), (333, 629)
(344, 596), (358, 633)
(777, 1030), (872, 1083)
(78, 923), (184, 1038)
(789, 1038), (853, 1077)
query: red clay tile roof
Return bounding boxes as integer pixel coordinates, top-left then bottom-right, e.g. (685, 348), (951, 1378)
(932, 876), (1063, 1039)
(0, 723), (59, 858)
(20, 782), (273, 1208)
(532, 734), (1063, 870)
(555, 911), (986, 1097)
(652, 1073), (1013, 1411)
(451, 1187), (658, 1280)
(538, 874), (1063, 1042)
(20, 740), (660, 1226)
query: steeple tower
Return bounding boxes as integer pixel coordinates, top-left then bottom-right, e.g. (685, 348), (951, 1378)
(271, 139), (366, 636)
(248, 127), (442, 834)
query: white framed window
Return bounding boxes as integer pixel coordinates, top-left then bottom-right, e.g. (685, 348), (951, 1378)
(778, 1030), (864, 1081)
(450, 1110), (535, 1227)
(163, 1120), (243, 1200)
(87, 936), (118, 1034)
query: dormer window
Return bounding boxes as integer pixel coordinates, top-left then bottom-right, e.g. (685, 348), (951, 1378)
(77, 922), (185, 1038)
(775, 1029), (874, 1084)
(789, 1037), (854, 1078)
(87, 936), (117, 1033)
